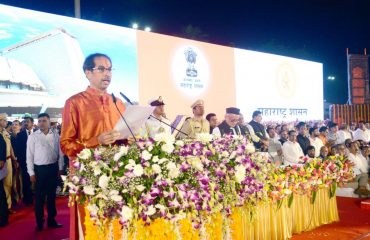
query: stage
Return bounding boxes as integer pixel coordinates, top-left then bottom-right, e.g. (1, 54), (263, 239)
(1, 196), (369, 240)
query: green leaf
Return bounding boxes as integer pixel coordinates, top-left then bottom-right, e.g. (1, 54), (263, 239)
(329, 183), (337, 199)
(288, 194), (294, 208)
(311, 190), (317, 204)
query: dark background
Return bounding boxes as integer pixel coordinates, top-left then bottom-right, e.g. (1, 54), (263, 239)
(1, 0), (369, 104)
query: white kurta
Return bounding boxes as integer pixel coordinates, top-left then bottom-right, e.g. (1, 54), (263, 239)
(309, 137), (324, 157)
(353, 128), (370, 142)
(348, 152), (369, 175)
(282, 140), (304, 165)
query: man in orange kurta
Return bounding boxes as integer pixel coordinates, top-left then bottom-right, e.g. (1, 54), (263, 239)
(60, 53), (125, 240)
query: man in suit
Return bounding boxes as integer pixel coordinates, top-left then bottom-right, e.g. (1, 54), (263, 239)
(14, 116), (34, 205)
(248, 110), (268, 151)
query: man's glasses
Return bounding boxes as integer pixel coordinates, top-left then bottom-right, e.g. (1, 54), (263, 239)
(91, 67), (114, 73)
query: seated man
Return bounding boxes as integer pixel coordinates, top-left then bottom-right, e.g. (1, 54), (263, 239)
(267, 126), (283, 165)
(282, 130), (304, 166)
(306, 145), (316, 159)
(213, 107), (246, 137)
(319, 146), (329, 159)
(347, 141), (370, 195)
(205, 113), (218, 134)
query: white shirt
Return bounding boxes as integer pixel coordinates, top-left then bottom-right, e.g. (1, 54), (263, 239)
(26, 129), (64, 176)
(268, 138), (282, 163)
(282, 140), (304, 166)
(337, 130), (352, 144)
(348, 152), (369, 175)
(142, 117), (171, 138)
(353, 128), (370, 142)
(309, 137), (324, 157)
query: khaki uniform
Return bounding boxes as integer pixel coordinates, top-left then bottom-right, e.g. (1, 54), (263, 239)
(177, 118), (210, 139)
(1, 131), (12, 209)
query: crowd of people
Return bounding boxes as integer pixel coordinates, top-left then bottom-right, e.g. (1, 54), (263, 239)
(169, 102), (370, 196)
(0, 113), (65, 229)
(0, 53), (369, 235)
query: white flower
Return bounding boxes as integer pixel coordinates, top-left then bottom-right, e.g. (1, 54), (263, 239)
(83, 185), (95, 195)
(61, 175), (67, 181)
(221, 151), (229, 157)
(80, 163), (85, 172)
(87, 204), (99, 217)
(93, 166), (102, 176)
(77, 149), (91, 160)
(175, 140), (184, 147)
(284, 189), (292, 195)
(235, 165), (246, 183)
(152, 164), (162, 174)
(113, 146), (129, 161)
(196, 133), (213, 143)
(133, 164), (144, 177)
(141, 150), (152, 161)
(158, 158), (168, 164)
(188, 157), (203, 171)
(136, 185), (145, 192)
(98, 175), (110, 190)
(154, 133), (175, 144)
(121, 206), (134, 222)
(152, 156), (159, 163)
(145, 205), (156, 216)
(110, 194), (123, 202)
(166, 162), (180, 178)
(155, 204), (166, 211)
(161, 143), (175, 154)
(71, 176), (80, 184)
(125, 159), (136, 170)
(245, 143), (256, 153)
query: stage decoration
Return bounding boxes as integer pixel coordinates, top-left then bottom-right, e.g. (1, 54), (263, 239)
(63, 133), (354, 239)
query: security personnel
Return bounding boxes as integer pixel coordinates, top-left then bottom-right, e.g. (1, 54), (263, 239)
(143, 97), (171, 138)
(177, 99), (210, 139)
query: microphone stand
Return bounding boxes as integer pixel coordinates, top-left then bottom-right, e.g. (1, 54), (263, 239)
(119, 92), (188, 136)
(111, 93), (137, 142)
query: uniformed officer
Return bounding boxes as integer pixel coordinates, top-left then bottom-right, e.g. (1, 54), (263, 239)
(142, 97), (171, 138)
(177, 99), (210, 139)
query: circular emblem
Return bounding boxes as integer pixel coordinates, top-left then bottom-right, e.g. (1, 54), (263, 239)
(172, 45), (210, 97)
(275, 62), (296, 99)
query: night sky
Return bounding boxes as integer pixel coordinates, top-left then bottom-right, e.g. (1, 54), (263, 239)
(1, 0), (369, 104)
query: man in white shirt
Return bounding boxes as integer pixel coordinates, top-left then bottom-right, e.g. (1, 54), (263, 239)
(309, 127), (324, 158)
(353, 121), (370, 143)
(347, 141), (370, 195)
(27, 113), (64, 231)
(337, 124), (352, 145)
(282, 130), (304, 166)
(267, 126), (283, 165)
(142, 97), (171, 138)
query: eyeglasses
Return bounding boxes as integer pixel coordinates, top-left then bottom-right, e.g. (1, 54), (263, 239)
(91, 67), (114, 73)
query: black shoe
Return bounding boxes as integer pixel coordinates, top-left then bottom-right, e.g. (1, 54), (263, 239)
(36, 225), (43, 231)
(0, 222), (8, 227)
(47, 222), (63, 228)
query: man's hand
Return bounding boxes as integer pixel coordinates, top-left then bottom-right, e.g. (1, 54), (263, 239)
(97, 130), (120, 145)
(30, 175), (36, 184)
(0, 161), (4, 170)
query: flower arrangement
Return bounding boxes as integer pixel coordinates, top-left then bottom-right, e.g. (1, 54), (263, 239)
(63, 133), (353, 233)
